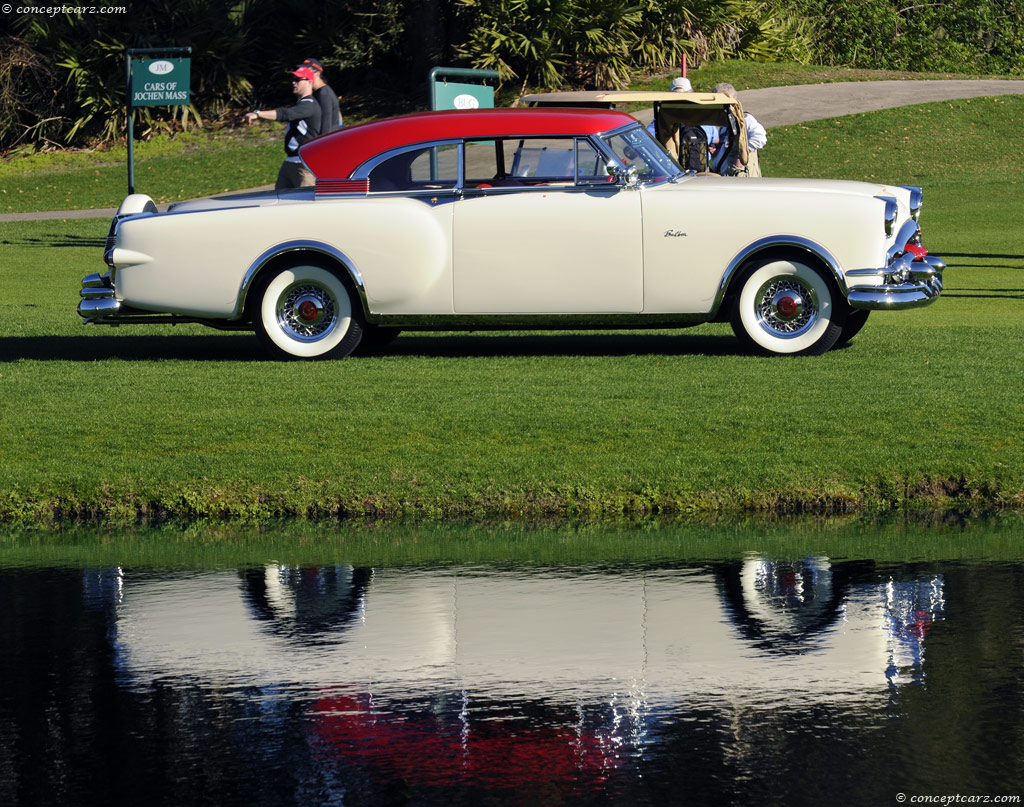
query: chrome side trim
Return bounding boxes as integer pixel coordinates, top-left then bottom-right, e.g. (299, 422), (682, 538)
(362, 313), (709, 330)
(352, 139), (463, 182)
(713, 236), (845, 317)
(235, 240), (369, 321)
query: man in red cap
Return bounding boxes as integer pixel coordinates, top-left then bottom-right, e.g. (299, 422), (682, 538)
(245, 67), (322, 189)
(300, 57), (342, 134)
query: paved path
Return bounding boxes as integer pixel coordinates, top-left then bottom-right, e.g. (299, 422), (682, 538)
(5, 79), (1024, 223)
(631, 78), (1024, 127)
(736, 78), (1024, 127)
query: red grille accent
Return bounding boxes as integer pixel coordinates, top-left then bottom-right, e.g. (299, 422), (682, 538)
(315, 179), (369, 195)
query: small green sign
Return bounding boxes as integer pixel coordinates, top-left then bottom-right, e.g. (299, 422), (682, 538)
(131, 57), (190, 107)
(432, 80), (494, 111)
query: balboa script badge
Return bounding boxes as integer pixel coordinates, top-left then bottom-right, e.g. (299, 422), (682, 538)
(664, 230), (687, 238)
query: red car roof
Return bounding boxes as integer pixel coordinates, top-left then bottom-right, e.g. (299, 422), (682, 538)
(301, 107), (637, 179)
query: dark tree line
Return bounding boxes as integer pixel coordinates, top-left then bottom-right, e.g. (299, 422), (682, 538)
(1, 0), (1021, 152)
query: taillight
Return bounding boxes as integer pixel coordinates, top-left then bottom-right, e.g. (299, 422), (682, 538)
(904, 243), (928, 260)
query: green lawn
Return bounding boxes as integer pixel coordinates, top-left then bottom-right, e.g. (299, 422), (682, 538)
(0, 127), (282, 214)
(1, 92), (1022, 524)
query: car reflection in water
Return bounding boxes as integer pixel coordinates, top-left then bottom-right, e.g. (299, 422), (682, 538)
(108, 557), (944, 790)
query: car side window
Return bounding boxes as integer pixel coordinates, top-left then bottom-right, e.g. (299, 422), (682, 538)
(464, 137), (578, 189)
(368, 144), (458, 192)
(575, 139), (610, 184)
(508, 138), (574, 184)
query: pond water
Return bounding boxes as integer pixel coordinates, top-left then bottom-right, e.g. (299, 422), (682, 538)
(1, 518), (1022, 806)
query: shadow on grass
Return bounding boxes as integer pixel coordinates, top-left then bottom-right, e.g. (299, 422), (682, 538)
(940, 252), (1024, 261)
(386, 331), (742, 358)
(0, 233), (107, 249)
(942, 289), (1024, 299)
(0, 334), (264, 362)
(0, 331), (744, 362)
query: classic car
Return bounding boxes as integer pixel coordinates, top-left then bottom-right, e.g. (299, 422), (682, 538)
(79, 107), (944, 358)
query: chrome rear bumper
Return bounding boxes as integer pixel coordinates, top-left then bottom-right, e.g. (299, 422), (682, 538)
(846, 255), (945, 311)
(78, 272), (121, 322)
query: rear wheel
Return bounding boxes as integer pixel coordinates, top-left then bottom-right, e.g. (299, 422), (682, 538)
(253, 264), (363, 359)
(730, 258), (846, 356)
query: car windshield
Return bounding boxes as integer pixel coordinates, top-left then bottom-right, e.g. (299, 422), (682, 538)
(602, 126), (683, 184)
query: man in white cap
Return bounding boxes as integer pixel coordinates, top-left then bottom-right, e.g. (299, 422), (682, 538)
(647, 76), (693, 137)
(669, 76), (693, 93)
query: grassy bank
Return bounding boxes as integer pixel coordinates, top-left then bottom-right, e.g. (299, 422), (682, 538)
(1, 94), (1022, 525)
(2, 512), (1022, 568)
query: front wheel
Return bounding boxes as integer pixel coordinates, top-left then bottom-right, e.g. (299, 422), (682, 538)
(353, 325), (402, 356)
(730, 258), (846, 356)
(253, 264), (363, 359)
(837, 308), (870, 346)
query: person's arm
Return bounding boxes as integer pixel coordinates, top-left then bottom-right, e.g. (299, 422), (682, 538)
(274, 98), (318, 123)
(745, 113), (767, 150)
(244, 109), (275, 124)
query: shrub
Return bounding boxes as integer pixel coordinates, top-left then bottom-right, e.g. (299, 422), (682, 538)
(784, 0), (1024, 74)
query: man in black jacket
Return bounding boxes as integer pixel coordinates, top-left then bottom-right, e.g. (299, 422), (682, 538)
(300, 57), (342, 134)
(245, 67), (322, 189)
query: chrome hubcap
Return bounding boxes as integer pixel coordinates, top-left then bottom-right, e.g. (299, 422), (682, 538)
(278, 283), (337, 341)
(754, 277), (818, 338)
(771, 288), (804, 321)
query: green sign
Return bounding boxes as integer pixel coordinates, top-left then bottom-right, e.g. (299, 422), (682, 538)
(130, 57), (190, 107)
(432, 80), (494, 111)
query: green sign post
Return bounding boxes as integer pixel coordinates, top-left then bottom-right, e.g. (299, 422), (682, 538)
(428, 67), (499, 111)
(125, 47), (192, 194)
(427, 67), (499, 179)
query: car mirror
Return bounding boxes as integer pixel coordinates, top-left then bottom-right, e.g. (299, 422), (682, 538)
(607, 163), (640, 188)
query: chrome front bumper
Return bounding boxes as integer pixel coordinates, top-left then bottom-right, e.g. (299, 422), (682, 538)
(846, 255), (945, 311)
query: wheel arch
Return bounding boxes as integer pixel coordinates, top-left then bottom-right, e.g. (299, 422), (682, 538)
(712, 237), (846, 322)
(236, 240), (370, 323)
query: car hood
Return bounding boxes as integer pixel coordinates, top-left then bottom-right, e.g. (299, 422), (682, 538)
(668, 175), (913, 203)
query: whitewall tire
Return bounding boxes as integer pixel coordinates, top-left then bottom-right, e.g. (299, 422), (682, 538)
(253, 264), (363, 359)
(730, 258), (846, 356)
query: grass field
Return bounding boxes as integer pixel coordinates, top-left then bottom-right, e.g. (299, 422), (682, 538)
(0, 85), (1022, 524)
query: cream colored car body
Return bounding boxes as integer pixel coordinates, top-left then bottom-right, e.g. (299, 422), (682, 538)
(109, 176), (909, 318)
(80, 108), (943, 358)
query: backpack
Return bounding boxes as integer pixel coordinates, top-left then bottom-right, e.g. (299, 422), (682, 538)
(678, 125), (709, 172)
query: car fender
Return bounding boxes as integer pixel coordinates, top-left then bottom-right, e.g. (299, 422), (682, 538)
(712, 235), (845, 317)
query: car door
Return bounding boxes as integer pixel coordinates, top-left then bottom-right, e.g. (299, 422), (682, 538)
(452, 137), (643, 314)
